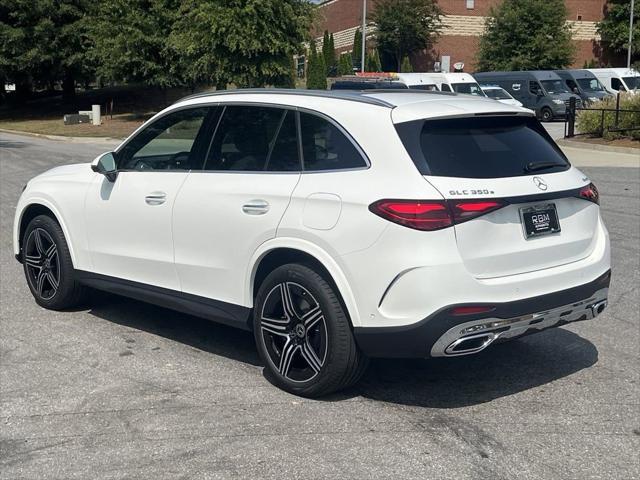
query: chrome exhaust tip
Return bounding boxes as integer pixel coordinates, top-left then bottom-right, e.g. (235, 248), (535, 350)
(444, 332), (498, 356)
(589, 299), (607, 318)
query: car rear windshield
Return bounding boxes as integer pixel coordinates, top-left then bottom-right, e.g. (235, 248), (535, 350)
(394, 116), (570, 178)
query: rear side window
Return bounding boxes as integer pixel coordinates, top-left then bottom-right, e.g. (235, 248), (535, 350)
(395, 116), (570, 178)
(205, 105), (299, 171)
(299, 112), (366, 171)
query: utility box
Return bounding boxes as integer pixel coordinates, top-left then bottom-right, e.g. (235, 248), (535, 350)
(63, 114), (91, 125)
(92, 104), (101, 126)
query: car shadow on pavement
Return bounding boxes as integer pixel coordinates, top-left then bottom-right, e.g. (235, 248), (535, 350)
(87, 292), (598, 408)
(352, 328), (598, 408)
(87, 292), (261, 367)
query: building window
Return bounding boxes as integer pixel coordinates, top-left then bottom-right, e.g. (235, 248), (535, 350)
(466, 0), (474, 9)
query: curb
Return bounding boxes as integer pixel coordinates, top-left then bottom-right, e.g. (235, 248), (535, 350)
(0, 128), (123, 144)
(557, 138), (639, 155)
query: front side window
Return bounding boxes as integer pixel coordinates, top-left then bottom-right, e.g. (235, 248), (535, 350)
(541, 80), (570, 94)
(117, 108), (210, 171)
(577, 78), (604, 92)
(299, 112), (367, 171)
(440, 83), (452, 92)
(204, 106), (299, 172)
(529, 81), (543, 95)
(409, 84), (438, 91)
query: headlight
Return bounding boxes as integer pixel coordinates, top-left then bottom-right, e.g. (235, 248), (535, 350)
(552, 99), (564, 105)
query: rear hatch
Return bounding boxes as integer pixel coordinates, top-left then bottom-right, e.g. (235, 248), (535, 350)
(394, 114), (599, 278)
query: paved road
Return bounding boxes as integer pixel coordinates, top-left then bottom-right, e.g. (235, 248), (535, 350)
(543, 120), (566, 140)
(1, 131), (638, 479)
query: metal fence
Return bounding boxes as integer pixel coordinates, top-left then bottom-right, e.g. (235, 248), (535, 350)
(565, 94), (640, 138)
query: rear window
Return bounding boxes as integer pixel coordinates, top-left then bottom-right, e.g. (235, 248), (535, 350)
(395, 116), (570, 178)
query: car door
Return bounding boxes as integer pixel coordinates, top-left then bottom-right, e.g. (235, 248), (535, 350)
(84, 106), (214, 290)
(172, 104), (301, 306)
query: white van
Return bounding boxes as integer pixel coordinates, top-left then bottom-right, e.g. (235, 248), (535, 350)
(394, 73), (440, 91)
(441, 73), (486, 96)
(586, 68), (639, 95)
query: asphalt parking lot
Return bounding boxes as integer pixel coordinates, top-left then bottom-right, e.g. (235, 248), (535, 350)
(1, 131), (638, 479)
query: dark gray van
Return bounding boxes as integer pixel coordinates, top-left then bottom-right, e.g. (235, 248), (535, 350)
(473, 71), (582, 121)
(554, 69), (613, 105)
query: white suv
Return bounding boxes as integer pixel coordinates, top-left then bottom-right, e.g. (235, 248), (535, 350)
(13, 89), (611, 397)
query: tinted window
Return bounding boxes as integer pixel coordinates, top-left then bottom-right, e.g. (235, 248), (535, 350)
(611, 78), (625, 91)
(299, 112), (366, 171)
(622, 77), (639, 90)
(118, 108), (209, 170)
(395, 116), (570, 178)
(483, 88), (511, 100)
(266, 111), (300, 172)
(529, 81), (542, 95)
(440, 84), (452, 92)
(205, 106), (286, 171)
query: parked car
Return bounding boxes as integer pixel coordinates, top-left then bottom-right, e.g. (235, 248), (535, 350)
(14, 89), (610, 397)
(480, 85), (524, 107)
(474, 70), (582, 121)
(554, 69), (613, 105)
(585, 68), (640, 95)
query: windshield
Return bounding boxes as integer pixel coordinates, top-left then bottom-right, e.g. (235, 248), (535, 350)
(622, 77), (639, 90)
(576, 78), (605, 92)
(394, 116), (569, 178)
(451, 82), (486, 96)
(409, 84), (438, 91)
(541, 80), (570, 94)
(483, 88), (512, 100)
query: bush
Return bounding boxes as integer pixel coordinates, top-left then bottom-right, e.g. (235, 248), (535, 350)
(576, 94), (640, 140)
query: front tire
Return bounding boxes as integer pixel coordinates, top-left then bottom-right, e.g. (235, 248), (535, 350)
(22, 215), (86, 310)
(253, 263), (367, 397)
(540, 107), (553, 122)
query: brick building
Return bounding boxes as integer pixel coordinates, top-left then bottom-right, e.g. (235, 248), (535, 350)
(313, 0), (609, 72)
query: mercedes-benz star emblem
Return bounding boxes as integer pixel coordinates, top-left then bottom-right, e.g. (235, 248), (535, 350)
(533, 176), (548, 191)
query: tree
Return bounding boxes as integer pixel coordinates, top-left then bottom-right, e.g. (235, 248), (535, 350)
(477, 0), (575, 71)
(0, 0), (93, 100)
(88, 0), (182, 88)
(372, 0), (441, 72)
(170, 0), (312, 89)
(338, 52), (354, 76)
(321, 30), (337, 75)
(366, 49), (382, 72)
(597, 0), (639, 64)
(306, 39), (327, 89)
(352, 28), (363, 71)
(400, 55), (413, 73)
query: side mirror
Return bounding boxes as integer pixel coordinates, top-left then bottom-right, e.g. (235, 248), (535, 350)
(91, 152), (118, 182)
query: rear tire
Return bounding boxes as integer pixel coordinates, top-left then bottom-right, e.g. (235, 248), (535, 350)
(22, 215), (86, 310)
(253, 263), (368, 397)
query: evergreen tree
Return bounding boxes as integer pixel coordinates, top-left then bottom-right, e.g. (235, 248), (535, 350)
(366, 49), (382, 72)
(338, 52), (354, 76)
(352, 28), (363, 71)
(327, 33), (337, 75)
(477, 0), (575, 71)
(306, 39), (327, 89)
(400, 55), (413, 73)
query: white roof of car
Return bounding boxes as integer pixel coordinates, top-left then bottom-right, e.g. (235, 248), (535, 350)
(176, 89), (533, 123)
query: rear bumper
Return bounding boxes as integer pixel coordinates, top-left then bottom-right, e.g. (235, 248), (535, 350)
(353, 269), (611, 358)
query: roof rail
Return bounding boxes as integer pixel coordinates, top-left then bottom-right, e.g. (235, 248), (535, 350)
(176, 88), (395, 108)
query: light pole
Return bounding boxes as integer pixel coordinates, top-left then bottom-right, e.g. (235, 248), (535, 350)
(361, 0), (367, 73)
(629, 0), (635, 69)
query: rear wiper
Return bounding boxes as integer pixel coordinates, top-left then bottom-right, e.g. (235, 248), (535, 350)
(525, 161), (561, 172)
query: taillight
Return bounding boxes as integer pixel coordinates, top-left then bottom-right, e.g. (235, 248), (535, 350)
(368, 200), (452, 231)
(578, 182), (599, 205)
(369, 199), (505, 231)
(449, 200), (505, 224)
